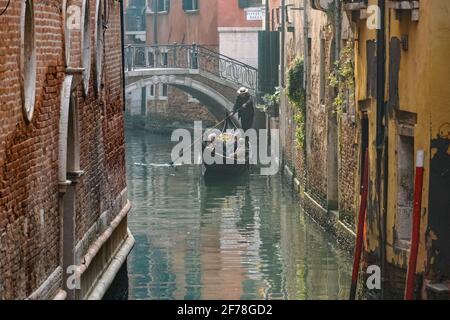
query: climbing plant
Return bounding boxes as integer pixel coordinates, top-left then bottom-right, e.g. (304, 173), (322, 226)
(328, 41), (355, 113)
(262, 87), (281, 117)
(286, 57), (306, 148)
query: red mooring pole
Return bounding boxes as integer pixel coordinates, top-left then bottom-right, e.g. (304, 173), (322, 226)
(350, 148), (369, 300)
(405, 150), (425, 300)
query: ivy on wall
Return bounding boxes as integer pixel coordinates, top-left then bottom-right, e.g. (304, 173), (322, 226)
(328, 42), (354, 113)
(286, 57), (306, 148)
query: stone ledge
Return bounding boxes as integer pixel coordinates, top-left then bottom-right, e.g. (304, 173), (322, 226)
(87, 230), (135, 300)
(77, 200), (131, 277)
(74, 188), (128, 264)
(77, 199), (132, 299)
(27, 266), (63, 300)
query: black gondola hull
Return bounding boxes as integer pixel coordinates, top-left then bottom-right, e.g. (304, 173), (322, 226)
(201, 162), (249, 178)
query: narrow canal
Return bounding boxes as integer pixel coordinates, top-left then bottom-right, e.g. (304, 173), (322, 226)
(125, 129), (352, 300)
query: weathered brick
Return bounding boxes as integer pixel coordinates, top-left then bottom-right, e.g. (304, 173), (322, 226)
(0, 0), (127, 299)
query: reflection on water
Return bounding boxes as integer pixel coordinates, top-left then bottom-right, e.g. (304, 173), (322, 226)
(125, 130), (352, 300)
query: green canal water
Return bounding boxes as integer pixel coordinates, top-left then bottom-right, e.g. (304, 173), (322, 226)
(125, 129), (352, 300)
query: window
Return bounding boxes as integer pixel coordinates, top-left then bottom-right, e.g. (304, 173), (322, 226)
(136, 15), (143, 30)
(160, 84), (168, 98)
(21, 0), (36, 122)
(148, 0), (170, 13)
(238, 0), (262, 9)
(396, 128), (415, 248)
(82, 0), (91, 95)
(183, 0), (199, 11)
(148, 51), (155, 67)
(147, 84), (155, 99)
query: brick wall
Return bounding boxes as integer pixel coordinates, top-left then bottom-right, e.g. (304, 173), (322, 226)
(338, 114), (358, 227)
(0, 0), (127, 299)
(74, 0), (127, 244)
(141, 85), (217, 131)
(278, 3), (358, 249)
(166, 86), (216, 124)
(0, 0), (64, 299)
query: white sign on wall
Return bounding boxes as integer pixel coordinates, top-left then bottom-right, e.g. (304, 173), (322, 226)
(246, 8), (264, 21)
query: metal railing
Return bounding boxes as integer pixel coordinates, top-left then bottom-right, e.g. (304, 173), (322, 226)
(124, 44), (258, 93)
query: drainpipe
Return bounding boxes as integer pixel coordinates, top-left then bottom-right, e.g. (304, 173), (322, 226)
(303, 0), (308, 91)
(376, 0), (387, 300)
(265, 0), (270, 31)
(303, 0), (308, 174)
(120, 0), (126, 111)
(280, 0), (286, 88)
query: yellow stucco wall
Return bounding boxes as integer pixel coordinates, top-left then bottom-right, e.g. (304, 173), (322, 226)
(352, 0), (450, 274)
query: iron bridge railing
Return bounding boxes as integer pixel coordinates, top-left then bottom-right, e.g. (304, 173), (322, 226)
(125, 44), (258, 94)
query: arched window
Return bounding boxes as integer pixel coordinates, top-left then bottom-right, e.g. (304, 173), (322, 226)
(95, 0), (103, 94)
(81, 0), (91, 95)
(21, 0), (36, 122)
(66, 94), (80, 173)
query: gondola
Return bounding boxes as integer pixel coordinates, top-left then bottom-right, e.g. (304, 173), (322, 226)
(201, 117), (250, 178)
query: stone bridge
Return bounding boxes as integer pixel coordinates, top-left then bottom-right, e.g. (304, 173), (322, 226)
(125, 44), (258, 121)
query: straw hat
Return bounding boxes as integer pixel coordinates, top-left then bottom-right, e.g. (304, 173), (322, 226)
(207, 133), (217, 142)
(237, 87), (249, 95)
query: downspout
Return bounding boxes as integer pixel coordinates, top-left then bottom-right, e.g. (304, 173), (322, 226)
(376, 0), (387, 300)
(120, 0), (126, 111)
(303, 0), (308, 181)
(280, 0), (286, 88)
(265, 0), (270, 31)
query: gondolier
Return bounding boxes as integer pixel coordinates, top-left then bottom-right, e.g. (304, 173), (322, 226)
(232, 87), (254, 131)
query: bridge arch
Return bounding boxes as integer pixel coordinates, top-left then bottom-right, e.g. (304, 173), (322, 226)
(126, 75), (240, 124)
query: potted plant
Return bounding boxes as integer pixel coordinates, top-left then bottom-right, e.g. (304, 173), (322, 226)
(262, 87), (281, 117)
